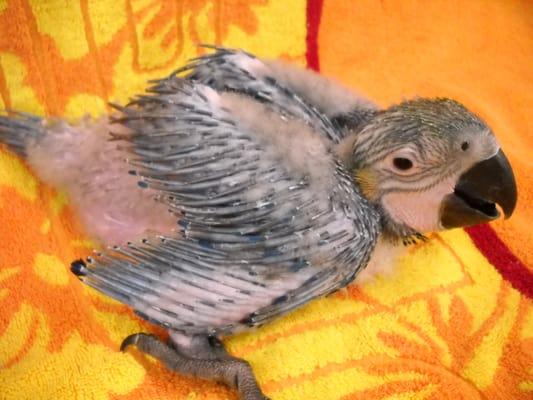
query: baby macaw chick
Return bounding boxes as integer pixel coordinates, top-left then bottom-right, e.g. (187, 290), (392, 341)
(0, 47), (517, 400)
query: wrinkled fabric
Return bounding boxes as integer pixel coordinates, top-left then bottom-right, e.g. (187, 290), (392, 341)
(0, 1), (530, 399)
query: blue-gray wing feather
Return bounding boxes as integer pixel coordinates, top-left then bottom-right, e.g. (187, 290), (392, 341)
(177, 46), (344, 143)
(79, 77), (380, 335)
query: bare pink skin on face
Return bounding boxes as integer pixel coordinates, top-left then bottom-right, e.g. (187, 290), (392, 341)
(26, 117), (177, 245)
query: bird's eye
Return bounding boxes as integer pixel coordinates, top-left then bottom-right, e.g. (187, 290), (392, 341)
(461, 141), (469, 151)
(393, 157), (413, 171)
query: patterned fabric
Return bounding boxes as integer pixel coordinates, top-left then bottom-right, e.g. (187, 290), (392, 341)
(0, 1), (531, 399)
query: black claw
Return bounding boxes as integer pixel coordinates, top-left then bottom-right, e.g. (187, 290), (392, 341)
(120, 333), (142, 352)
(70, 259), (87, 276)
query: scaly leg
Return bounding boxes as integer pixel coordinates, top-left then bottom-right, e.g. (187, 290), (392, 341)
(121, 333), (269, 400)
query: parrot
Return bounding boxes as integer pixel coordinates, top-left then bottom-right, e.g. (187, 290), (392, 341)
(0, 46), (517, 400)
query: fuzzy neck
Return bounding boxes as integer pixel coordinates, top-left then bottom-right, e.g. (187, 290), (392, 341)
(378, 207), (426, 245)
(333, 110), (380, 170)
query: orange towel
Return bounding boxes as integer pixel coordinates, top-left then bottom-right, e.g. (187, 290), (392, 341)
(0, 1), (531, 399)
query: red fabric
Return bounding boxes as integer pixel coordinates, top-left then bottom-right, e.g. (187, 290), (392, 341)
(466, 225), (533, 298)
(305, 0), (323, 71)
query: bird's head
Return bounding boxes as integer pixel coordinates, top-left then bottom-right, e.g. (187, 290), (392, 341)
(337, 98), (517, 241)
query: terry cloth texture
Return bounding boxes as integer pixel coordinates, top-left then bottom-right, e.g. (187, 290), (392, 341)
(0, 1), (531, 399)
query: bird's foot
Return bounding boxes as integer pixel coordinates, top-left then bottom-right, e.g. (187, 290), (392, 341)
(121, 332), (270, 400)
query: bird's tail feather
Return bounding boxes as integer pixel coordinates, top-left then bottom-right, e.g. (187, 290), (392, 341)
(0, 111), (44, 157)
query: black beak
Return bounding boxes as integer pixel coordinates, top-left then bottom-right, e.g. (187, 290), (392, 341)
(440, 149), (517, 229)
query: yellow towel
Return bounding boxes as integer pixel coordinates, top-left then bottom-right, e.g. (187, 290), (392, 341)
(0, 1), (531, 399)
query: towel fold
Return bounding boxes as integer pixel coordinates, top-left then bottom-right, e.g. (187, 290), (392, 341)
(0, 1), (531, 399)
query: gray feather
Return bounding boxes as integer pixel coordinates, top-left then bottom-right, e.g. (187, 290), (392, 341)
(178, 46), (344, 143)
(0, 111), (44, 157)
